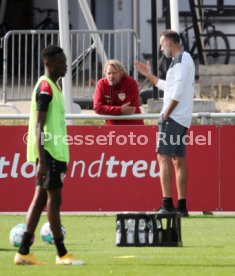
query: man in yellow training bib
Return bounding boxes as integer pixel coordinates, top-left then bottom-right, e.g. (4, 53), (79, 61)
(14, 45), (84, 266)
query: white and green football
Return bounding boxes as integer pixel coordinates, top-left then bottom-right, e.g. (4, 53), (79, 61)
(40, 222), (66, 244)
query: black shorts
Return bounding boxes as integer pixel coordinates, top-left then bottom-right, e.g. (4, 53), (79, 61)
(36, 150), (67, 190)
(157, 117), (187, 157)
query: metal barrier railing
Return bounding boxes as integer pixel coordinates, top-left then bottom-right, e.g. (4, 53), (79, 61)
(1, 29), (139, 103)
(0, 113), (235, 125)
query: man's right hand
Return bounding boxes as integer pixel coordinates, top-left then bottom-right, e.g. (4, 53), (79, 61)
(134, 61), (150, 77)
(36, 161), (47, 182)
(121, 102), (136, 115)
(134, 60), (159, 86)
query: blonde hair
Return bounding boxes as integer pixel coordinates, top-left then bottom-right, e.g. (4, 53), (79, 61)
(103, 59), (127, 76)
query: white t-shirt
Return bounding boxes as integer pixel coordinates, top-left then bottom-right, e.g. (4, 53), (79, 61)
(156, 51), (195, 128)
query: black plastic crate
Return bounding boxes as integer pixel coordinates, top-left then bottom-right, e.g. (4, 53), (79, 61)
(116, 213), (182, 247)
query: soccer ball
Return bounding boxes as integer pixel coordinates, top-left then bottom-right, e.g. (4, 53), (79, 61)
(40, 222), (66, 244)
(9, 223), (34, 247)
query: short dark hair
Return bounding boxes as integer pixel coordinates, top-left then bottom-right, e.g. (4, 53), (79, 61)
(161, 29), (180, 44)
(41, 45), (63, 60)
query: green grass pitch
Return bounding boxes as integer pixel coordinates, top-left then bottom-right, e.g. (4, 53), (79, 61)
(1, 214), (235, 276)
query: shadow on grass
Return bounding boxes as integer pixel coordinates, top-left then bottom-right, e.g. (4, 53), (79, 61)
(0, 248), (16, 252)
(182, 245), (224, 248)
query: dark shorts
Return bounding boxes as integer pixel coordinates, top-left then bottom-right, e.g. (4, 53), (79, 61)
(157, 117), (188, 157)
(36, 150), (67, 190)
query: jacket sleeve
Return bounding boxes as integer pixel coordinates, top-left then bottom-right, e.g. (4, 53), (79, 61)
(127, 78), (141, 111)
(93, 80), (122, 115)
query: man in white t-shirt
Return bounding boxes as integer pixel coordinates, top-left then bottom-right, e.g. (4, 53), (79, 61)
(135, 29), (195, 216)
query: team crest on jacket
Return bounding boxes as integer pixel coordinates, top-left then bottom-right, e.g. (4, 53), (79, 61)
(118, 92), (126, 101)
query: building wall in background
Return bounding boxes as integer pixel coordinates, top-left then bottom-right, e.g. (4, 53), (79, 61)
(4, 0), (235, 64)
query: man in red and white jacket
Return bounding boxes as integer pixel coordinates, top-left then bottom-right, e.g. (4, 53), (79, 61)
(93, 59), (144, 125)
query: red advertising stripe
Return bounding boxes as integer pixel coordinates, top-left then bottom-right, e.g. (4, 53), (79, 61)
(0, 125), (233, 212)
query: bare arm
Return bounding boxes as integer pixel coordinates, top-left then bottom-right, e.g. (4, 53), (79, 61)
(162, 99), (178, 120)
(36, 111), (47, 181)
